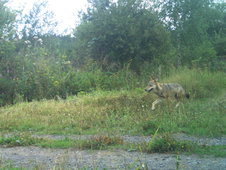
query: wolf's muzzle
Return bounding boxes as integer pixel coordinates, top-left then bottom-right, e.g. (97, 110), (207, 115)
(145, 87), (153, 92)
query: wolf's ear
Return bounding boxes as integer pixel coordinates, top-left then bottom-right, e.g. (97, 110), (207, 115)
(150, 76), (153, 81)
(152, 77), (158, 83)
(150, 76), (158, 81)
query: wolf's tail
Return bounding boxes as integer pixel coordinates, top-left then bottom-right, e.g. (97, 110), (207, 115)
(185, 93), (190, 99)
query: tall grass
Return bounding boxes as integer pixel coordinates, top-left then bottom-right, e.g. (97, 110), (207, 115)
(0, 68), (225, 137)
(163, 68), (226, 98)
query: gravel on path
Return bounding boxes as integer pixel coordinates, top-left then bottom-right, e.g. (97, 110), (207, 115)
(1, 146), (226, 169)
(1, 133), (226, 169)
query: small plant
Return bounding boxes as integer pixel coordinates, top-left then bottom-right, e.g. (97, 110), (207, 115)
(144, 134), (193, 153)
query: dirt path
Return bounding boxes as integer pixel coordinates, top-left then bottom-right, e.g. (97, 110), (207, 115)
(0, 133), (226, 169)
(1, 146), (226, 169)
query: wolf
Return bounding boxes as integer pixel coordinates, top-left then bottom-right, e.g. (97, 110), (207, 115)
(145, 79), (189, 110)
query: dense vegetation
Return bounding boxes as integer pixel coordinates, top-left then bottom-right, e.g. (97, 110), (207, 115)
(0, 0), (225, 106)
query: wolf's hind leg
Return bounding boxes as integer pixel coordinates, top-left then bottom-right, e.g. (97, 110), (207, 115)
(152, 99), (162, 110)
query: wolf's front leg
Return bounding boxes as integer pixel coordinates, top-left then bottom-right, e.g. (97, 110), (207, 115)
(151, 99), (162, 110)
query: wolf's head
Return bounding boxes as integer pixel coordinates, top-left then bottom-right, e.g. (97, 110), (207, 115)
(145, 80), (157, 92)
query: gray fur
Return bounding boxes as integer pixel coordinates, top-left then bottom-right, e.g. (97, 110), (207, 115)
(145, 80), (189, 110)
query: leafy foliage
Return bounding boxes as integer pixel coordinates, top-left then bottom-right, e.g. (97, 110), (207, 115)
(0, 0), (16, 39)
(20, 0), (57, 39)
(155, 0), (226, 67)
(74, 0), (171, 71)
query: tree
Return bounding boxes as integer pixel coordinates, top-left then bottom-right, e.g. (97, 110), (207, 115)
(20, 0), (57, 41)
(0, 0), (17, 105)
(0, 0), (17, 79)
(0, 0), (16, 39)
(74, 0), (171, 71)
(154, 0), (226, 66)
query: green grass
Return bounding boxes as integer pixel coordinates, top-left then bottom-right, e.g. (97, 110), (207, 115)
(6, 92), (224, 137)
(0, 68), (225, 158)
(163, 68), (226, 98)
(0, 133), (123, 150)
(0, 68), (225, 137)
(192, 145), (226, 157)
(0, 134), (42, 147)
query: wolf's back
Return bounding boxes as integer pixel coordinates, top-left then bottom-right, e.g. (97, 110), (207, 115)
(163, 83), (189, 98)
(171, 83), (189, 99)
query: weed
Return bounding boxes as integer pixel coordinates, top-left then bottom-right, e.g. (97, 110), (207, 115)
(143, 134), (193, 153)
